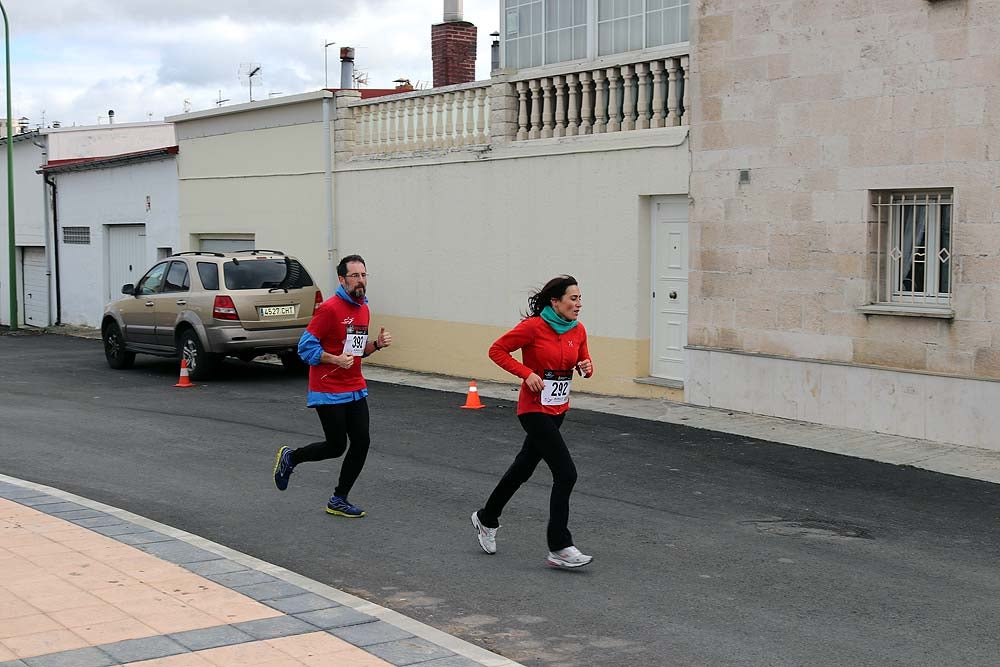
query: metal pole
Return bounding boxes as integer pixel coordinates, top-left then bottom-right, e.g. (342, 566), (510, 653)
(1, 1), (16, 330)
(323, 41), (335, 89)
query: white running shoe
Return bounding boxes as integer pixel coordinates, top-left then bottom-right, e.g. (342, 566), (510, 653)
(546, 545), (593, 568)
(471, 511), (498, 554)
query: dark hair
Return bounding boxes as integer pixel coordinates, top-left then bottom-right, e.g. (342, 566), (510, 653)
(525, 275), (578, 318)
(337, 254), (366, 277)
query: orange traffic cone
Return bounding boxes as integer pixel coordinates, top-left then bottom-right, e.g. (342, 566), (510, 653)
(174, 359), (195, 388)
(460, 381), (485, 409)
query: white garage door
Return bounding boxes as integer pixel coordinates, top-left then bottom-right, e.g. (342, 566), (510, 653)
(22, 247), (50, 328)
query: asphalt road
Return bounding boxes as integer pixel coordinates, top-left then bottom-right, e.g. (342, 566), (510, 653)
(2, 333), (999, 666)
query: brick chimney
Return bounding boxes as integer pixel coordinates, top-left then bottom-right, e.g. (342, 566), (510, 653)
(431, 0), (477, 87)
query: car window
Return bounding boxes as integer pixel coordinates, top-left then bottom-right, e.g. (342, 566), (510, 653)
(163, 261), (190, 293)
(223, 258), (314, 290)
(197, 262), (220, 290)
(137, 263), (168, 295)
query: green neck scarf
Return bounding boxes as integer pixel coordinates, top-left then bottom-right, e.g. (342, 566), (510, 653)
(541, 305), (578, 334)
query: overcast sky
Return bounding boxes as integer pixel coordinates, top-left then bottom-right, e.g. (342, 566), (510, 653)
(4, 0), (500, 128)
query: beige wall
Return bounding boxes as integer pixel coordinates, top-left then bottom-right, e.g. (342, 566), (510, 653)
(689, 0), (1000, 378)
(335, 132), (690, 398)
(170, 94), (336, 293)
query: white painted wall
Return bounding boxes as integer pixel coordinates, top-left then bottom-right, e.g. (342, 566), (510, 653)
(45, 123), (175, 162)
(55, 157), (179, 327)
(0, 136), (48, 326)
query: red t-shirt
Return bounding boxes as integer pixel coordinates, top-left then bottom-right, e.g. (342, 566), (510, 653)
(489, 316), (593, 415)
(306, 295), (370, 394)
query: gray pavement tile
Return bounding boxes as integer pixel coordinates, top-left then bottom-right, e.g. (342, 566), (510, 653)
(0, 487), (46, 500)
(183, 559), (250, 577)
(328, 620), (413, 646)
(22, 647), (116, 667)
(137, 541), (220, 564)
(232, 615), (317, 640)
(91, 522), (151, 537)
(47, 508), (107, 520)
(169, 624), (256, 651)
(70, 515), (124, 529)
(101, 635), (186, 663)
(364, 637), (455, 665)
(231, 580), (308, 601)
(416, 657), (484, 667)
(114, 531), (175, 546)
(34, 502), (89, 514)
(206, 569), (278, 588)
(15, 496), (67, 507)
(0, 660), (28, 667)
(263, 592), (340, 615)
(294, 606), (377, 629)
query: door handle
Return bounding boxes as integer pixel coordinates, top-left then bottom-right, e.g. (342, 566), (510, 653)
(175, 300), (187, 306)
(145, 301), (155, 307)
(669, 291), (678, 299)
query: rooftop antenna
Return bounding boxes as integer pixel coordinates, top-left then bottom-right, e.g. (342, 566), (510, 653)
(215, 90), (230, 107)
(182, 99), (192, 113)
(238, 62), (263, 102)
(352, 69), (369, 87)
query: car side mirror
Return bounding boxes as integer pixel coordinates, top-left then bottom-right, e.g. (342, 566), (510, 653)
(121, 283), (135, 295)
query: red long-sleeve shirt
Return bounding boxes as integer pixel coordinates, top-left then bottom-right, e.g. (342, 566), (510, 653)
(489, 316), (593, 415)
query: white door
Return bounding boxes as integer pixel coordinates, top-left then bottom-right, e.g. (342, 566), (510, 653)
(22, 247), (49, 328)
(107, 225), (147, 302)
(651, 197), (689, 381)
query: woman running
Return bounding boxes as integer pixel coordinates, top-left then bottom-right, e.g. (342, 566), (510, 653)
(471, 275), (594, 568)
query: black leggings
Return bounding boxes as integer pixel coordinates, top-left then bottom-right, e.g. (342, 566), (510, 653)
(290, 399), (370, 499)
(478, 412), (578, 551)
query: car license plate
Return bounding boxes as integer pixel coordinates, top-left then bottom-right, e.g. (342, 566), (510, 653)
(260, 305), (296, 317)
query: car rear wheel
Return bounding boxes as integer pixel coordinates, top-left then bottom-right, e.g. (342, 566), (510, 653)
(178, 329), (221, 381)
(103, 321), (136, 370)
(279, 351), (308, 374)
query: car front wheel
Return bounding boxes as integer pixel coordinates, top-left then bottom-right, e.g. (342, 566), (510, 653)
(103, 321), (136, 370)
(178, 329), (221, 381)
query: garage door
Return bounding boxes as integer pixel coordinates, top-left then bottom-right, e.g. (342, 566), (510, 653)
(107, 225), (147, 302)
(22, 247), (49, 328)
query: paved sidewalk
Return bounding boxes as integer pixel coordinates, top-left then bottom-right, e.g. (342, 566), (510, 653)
(0, 476), (522, 667)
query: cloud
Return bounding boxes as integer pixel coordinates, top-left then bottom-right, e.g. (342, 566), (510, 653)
(6, 0), (502, 127)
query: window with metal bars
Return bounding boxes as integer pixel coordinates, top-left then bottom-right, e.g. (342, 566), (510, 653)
(869, 190), (952, 307)
(62, 226), (91, 245)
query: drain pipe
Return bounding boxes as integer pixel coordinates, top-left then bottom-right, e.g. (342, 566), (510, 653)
(43, 174), (61, 324)
(322, 93), (336, 296)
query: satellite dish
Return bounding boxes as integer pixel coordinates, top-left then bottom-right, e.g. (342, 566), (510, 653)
(238, 63), (263, 102)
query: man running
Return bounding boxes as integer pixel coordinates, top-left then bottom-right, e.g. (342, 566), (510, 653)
(272, 254), (391, 518)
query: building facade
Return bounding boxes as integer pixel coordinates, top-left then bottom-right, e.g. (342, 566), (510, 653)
(686, 0), (1000, 449)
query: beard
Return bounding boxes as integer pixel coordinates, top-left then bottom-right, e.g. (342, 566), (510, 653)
(350, 285), (366, 300)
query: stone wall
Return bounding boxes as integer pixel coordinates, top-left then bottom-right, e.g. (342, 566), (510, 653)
(689, 0), (1000, 379)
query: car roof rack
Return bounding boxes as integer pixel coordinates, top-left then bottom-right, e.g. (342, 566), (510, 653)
(171, 251), (225, 257)
(233, 249), (285, 256)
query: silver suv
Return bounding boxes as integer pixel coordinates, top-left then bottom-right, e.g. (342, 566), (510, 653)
(101, 250), (321, 380)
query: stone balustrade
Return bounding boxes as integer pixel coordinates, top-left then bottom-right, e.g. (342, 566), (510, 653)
(510, 55), (689, 141)
(348, 81), (491, 156)
(338, 51), (689, 160)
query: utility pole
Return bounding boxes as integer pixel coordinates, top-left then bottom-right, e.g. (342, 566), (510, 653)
(323, 40), (336, 88)
(1, 1), (16, 330)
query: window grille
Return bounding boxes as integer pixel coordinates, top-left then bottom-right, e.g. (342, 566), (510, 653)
(869, 190), (952, 307)
(62, 226), (91, 245)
